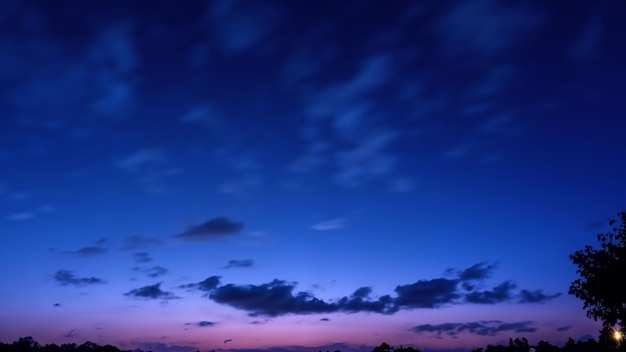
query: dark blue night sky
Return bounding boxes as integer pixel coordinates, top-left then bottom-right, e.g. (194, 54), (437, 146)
(1, 1), (625, 352)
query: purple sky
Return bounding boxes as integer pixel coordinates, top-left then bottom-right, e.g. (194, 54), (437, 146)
(1, 1), (625, 352)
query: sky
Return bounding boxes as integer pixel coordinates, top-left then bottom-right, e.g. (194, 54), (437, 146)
(1, 1), (625, 352)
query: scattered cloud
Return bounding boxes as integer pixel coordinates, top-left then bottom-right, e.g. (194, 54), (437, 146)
(53, 270), (105, 286)
(222, 259), (254, 269)
(146, 266), (168, 278)
(53, 239), (108, 257)
(518, 289), (561, 303)
(133, 266), (169, 278)
(336, 288), (397, 315)
(175, 217), (243, 240)
(197, 321), (215, 327)
(351, 287), (373, 298)
(124, 283), (179, 300)
(179, 276), (222, 294)
(310, 218), (346, 231)
(121, 235), (164, 250)
(556, 325), (573, 332)
(320, 318), (330, 322)
(207, 279), (396, 317)
(187, 263), (559, 316)
(411, 320), (536, 336)
(458, 262), (497, 282)
(464, 281), (516, 304)
(209, 279), (335, 317)
(65, 246), (107, 257)
(394, 278), (460, 308)
(134, 252), (153, 263)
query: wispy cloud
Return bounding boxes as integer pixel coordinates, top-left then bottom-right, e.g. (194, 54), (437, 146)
(116, 149), (166, 173)
(389, 178), (414, 193)
(334, 131), (398, 187)
(120, 235), (164, 250)
(53, 270), (105, 286)
(310, 218), (346, 231)
(6, 212), (35, 220)
(206, 1), (284, 55)
(180, 104), (226, 136)
(89, 22), (137, 119)
(293, 53), (404, 189)
(53, 239), (108, 257)
(132, 266), (169, 278)
(570, 16), (603, 60)
(434, 0), (545, 58)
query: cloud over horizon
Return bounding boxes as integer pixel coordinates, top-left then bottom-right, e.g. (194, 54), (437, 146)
(178, 263), (560, 317)
(411, 320), (537, 337)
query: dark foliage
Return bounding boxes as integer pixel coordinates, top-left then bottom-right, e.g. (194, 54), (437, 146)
(0, 336), (621, 352)
(569, 211), (626, 335)
(0, 338), (130, 352)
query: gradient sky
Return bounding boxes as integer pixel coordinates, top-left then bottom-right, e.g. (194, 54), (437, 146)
(1, 1), (625, 352)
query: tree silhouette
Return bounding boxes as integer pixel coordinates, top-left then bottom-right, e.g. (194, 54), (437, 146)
(0, 336), (615, 352)
(568, 211), (626, 338)
(373, 343), (392, 352)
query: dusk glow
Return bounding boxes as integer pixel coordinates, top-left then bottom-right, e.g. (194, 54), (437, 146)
(1, 1), (625, 352)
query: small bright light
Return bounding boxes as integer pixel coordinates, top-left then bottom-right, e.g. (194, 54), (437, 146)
(615, 330), (623, 341)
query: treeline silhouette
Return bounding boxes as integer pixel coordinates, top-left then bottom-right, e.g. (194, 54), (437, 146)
(0, 336), (622, 352)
